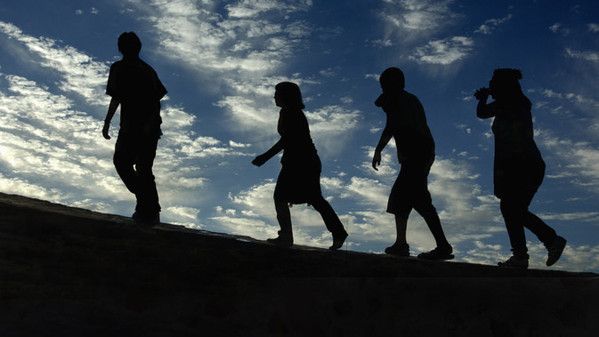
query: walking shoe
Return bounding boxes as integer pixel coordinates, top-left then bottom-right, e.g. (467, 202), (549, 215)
(498, 255), (529, 269)
(266, 232), (293, 248)
(384, 243), (410, 257)
(329, 230), (348, 251)
(417, 246), (454, 260)
(132, 212), (160, 226)
(545, 236), (567, 267)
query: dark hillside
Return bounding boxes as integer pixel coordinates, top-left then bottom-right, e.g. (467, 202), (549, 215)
(1, 192), (597, 336)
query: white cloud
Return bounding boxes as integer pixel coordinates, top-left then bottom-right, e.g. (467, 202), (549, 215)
(305, 105), (361, 155)
(537, 129), (599, 192)
(474, 14), (512, 35)
(462, 240), (599, 273)
(410, 36), (474, 65)
(0, 20), (255, 224)
(381, 0), (457, 34)
(0, 21), (110, 106)
(565, 48), (599, 63)
(226, 0), (312, 18)
(588, 23), (599, 33)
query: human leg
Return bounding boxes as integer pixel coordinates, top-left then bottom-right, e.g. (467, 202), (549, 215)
(310, 195), (347, 250)
(498, 198), (529, 268)
(268, 176), (293, 247)
(135, 136), (160, 220)
(113, 134), (138, 194)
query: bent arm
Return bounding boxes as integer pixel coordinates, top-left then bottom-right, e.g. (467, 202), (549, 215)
(476, 99), (495, 119)
(261, 139), (284, 162)
(375, 126), (393, 153)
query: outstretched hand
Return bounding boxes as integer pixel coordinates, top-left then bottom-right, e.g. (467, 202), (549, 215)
(252, 154), (267, 167)
(102, 122), (111, 140)
(372, 151), (381, 171)
(474, 87), (490, 101)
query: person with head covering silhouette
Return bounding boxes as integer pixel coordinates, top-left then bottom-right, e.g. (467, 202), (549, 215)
(372, 67), (453, 260)
(252, 82), (348, 250)
(475, 68), (566, 269)
(102, 32), (167, 225)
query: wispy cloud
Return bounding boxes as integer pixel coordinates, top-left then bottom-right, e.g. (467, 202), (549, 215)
(409, 36), (474, 65)
(0, 21), (252, 223)
(537, 129), (599, 193)
(381, 0), (457, 35)
(0, 21), (109, 106)
(474, 14), (512, 35)
(565, 48), (599, 63)
(588, 23), (599, 33)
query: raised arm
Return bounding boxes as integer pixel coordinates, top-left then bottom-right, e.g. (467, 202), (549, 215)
(102, 97), (120, 140)
(475, 87), (495, 119)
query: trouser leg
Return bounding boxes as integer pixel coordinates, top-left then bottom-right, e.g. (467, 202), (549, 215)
(113, 137), (138, 195)
(524, 211), (557, 245)
(135, 136), (160, 215)
(311, 195), (346, 235)
(500, 199), (528, 256)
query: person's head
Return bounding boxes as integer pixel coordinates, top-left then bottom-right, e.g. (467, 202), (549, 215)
(118, 32), (142, 58)
(274, 82), (305, 109)
(379, 67), (405, 93)
(489, 68), (523, 100)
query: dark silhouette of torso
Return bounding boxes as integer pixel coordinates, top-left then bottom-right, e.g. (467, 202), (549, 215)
(376, 90), (435, 162)
(488, 96), (544, 199)
(106, 57), (166, 132)
(277, 107), (319, 169)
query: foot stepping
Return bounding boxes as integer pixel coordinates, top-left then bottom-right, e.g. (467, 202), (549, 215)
(546, 236), (567, 266)
(266, 235), (293, 248)
(385, 243), (410, 257)
(329, 231), (348, 251)
(417, 246), (454, 261)
(498, 255), (529, 269)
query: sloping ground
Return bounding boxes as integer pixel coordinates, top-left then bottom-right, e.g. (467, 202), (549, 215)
(0, 192), (597, 336)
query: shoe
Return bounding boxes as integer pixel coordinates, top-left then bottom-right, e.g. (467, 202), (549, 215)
(545, 236), (567, 266)
(384, 243), (410, 257)
(132, 212), (160, 226)
(266, 232), (293, 248)
(498, 254), (529, 269)
(418, 245), (454, 260)
(329, 230), (348, 251)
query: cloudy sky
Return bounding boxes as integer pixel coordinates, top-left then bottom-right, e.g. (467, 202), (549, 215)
(0, 0), (598, 272)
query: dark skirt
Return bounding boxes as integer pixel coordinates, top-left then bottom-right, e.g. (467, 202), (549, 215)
(274, 157), (322, 204)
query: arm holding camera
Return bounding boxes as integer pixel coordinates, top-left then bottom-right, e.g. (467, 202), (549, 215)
(475, 87), (495, 119)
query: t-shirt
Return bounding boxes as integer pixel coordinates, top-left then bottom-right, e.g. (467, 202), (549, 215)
(377, 90), (435, 161)
(106, 58), (167, 132)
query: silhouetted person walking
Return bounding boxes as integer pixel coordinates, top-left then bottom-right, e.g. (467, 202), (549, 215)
(252, 82), (348, 250)
(372, 67), (453, 260)
(475, 68), (566, 269)
(102, 32), (167, 225)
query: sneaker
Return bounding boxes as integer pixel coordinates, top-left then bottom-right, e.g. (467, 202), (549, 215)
(418, 246), (454, 260)
(266, 232), (293, 248)
(132, 212), (160, 226)
(498, 255), (529, 269)
(329, 230), (348, 251)
(384, 243), (410, 257)
(545, 236), (567, 267)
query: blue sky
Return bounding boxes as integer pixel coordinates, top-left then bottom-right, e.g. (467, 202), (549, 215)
(0, 0), (598, 272)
